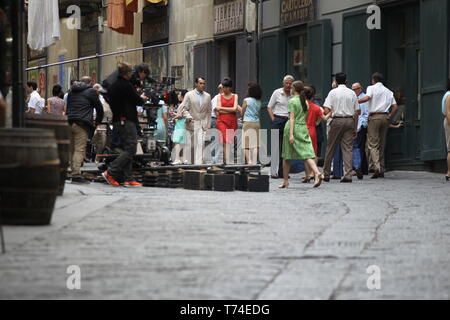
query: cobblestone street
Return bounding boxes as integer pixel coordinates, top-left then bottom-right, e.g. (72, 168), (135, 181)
(1, 171), (449, 299)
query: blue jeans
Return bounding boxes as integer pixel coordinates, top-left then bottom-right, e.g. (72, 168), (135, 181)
(332, 146), (343, 178)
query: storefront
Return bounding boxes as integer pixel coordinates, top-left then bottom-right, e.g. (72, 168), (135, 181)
(194, 0), (256, 98)
(260, 0), (329, 156)
(260, 0), (330, 105)
(341, 0), (449, 168)
(260, 0), (449, 168)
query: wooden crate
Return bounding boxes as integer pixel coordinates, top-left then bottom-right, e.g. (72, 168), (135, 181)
(247, 174), (270, 192)
(183, 170), (206, 190)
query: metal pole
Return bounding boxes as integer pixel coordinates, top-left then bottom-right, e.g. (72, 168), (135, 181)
(11, 0), (25, 128)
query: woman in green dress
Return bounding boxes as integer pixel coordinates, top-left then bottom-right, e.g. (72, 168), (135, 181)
(280, 81), (324, 189)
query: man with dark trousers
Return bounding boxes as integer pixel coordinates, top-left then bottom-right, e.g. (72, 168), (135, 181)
(102, 63), (147, 187)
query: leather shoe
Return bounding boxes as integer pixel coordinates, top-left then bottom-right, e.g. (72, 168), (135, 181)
(355, 168), (364, 180)
(379, 172), (385, 178)
(323, 177), (330, 182)
(340, 178), (352, 183)
(371, 170), (380, 179)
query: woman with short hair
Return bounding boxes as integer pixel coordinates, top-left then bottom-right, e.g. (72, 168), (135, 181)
(215, 78), (239, 164)
(241, 82), (262, 165)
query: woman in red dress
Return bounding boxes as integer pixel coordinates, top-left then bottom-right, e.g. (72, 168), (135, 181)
(215, 78), (239, 164)
(304, 86), (331, 182)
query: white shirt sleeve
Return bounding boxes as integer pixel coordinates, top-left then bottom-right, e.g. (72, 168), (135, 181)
(211, 95), (218, 110)
(267, 90), (277, 110)
(28, 93), (39, 109)
(366, 86), (373, 98)
(323, 91), (333, 110)
(391, 95), (397, 106)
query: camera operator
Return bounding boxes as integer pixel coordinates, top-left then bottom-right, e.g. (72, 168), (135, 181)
(101, 62), (148, 187)
(131, 63), (154, 92)
(66, 76), (104, 184)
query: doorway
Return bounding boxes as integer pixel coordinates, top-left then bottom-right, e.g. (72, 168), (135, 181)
(218, 39), (236, 86)
(384, 3), (421, 165)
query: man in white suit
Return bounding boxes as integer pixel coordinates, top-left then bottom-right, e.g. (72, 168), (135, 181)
(181, 77), (212, 165)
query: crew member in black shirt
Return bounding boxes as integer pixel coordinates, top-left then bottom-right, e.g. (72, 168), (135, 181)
(102, 63), (148, 187)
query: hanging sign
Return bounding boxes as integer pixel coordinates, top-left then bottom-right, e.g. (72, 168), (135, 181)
(214, 0), (245, 35)
(280, 0), (316, 27)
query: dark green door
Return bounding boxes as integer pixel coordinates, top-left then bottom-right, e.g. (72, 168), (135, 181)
(384, 4), (421, 165)
(307, 19), (332, 105)
(259, 31), (286, 154)
(419, 0), (449, 161)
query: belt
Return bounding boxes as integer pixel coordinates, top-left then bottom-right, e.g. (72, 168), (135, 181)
(369, 112), (388, 116)
(333, 116), (354, 119)
(275, 115), (288, 120)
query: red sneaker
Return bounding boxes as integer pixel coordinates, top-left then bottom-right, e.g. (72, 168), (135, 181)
(123, 181), (143, 187)
(102, 171), (120, 187)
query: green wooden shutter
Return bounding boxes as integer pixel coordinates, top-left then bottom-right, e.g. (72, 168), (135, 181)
(420, 0), (449, 161)
(307, 19), (332, 105)
(259, 31), (286, 129)
(260, 31), (286, 105)
(259, 31), (286, 155)
(342, 11), (372, 90)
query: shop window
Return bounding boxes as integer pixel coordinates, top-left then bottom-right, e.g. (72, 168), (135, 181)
(288, 33), (308, 83)
(144, 44), (168, 81)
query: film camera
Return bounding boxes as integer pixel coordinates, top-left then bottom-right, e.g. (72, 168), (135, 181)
(98, 76), (177, 170)
(136, 77), (178, 166)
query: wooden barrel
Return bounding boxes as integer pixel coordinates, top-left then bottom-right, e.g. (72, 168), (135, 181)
(0, 128), (60, 225)
(24, 113), (71, 195)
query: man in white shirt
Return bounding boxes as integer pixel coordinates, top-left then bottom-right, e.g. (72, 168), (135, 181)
(26, 81), (44, 114)
(267, 75), (294, 178)
(323, 73), (361, 182)
(358, 72), (398, 179)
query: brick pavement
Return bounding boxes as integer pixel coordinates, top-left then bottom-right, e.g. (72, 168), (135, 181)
(0, 171), (449, 299)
